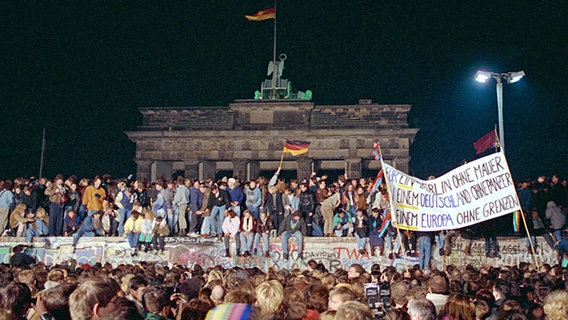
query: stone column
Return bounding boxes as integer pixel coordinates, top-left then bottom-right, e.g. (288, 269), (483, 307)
(135, 159), (152, 181)
(184, 162), (200, 180)
(232, 159), (247, 180)
(345, 158), (362, 179)
(248, 161), (260, 180)
(296, 157), (312, 181)
(393, 158), (410, 174)
(199, 161), (216, 181)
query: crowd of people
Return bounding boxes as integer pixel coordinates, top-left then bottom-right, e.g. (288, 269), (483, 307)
(2, 253), (568, 319)
(0, 172), (567, 262)
(0, 172), (567, 319)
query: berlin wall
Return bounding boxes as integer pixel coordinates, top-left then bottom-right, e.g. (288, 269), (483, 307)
(0, 236), (557, 271)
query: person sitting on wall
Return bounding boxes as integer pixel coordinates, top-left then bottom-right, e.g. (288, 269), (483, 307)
(222, 209), (240, 258)
(278, 210), (307, 260)
(152, 215), (170, 254)
(124, 210), (143, 256)
(9, 203), (34, 237)
(25, 208), (49, 244)
(254, 211), (273, 257)
(72, 210), (104, 251)
(333, 210), (353, 237)
(63, 208), (82, 237)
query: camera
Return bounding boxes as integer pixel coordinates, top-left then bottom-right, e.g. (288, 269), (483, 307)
(364, 282), (391, 320)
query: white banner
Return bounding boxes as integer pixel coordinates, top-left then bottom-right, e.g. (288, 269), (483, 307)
(383, 152), (520, 231)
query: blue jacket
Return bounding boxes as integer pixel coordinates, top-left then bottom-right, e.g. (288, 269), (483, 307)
(0, 190), (14, 209)
(228, 187), (245, 205)
(189, 186), (203, 213)
(79, 215), (102, 233)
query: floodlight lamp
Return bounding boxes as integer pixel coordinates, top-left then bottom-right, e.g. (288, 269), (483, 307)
(508, 71), (525, 83)
(475, 70), (492, 83)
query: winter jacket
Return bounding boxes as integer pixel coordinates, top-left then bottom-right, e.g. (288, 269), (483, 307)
(152, 219), (170, 237)
(124, 217), (142, 233)
(278, 214), (307, 236)
(222, 216), (240, 237)
(298, 190), (315, 215)
(546, 201), (566, 230)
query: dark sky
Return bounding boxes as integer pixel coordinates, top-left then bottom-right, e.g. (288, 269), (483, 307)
(1, 1), (566, 181)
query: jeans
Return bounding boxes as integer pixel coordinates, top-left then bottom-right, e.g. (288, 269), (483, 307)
(435, 232), (445, 250)
(239, 232), (255, 254)
(209, 205), (226, 236)
(254, 233), (269, 253)
(78, 204), (87, 220)
(335, 224), (352, 237)
(232, 205), (241, 218)
(311, 224), (324, 237)
(26, 220), (48, 242)
(201, 216), (214, 235)
(73, 227), (103, 246)
(526, 236), (537, 249)
(554, 229), (563, 242)
(385, 232), (400, 253)
(355, 233), (367, 250)
(87, 209), (99, 217)
(282, 231), (303, 255)
(347, 206), (357, 218)
(200, 206), (226, 236)
(418, 236), (432, 270)
(127, 232), (140, 248)
(117, 209), (131, 236)
(248, 206), (260, 220)
(168, 206), (179, 234)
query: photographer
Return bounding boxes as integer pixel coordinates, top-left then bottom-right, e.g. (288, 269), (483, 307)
(44, 175), (67, 236)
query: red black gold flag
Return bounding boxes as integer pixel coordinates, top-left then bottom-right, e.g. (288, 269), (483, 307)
(283, 140), (310, 156)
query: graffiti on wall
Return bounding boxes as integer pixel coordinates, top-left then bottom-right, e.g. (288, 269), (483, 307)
(0, 235), (559, 271)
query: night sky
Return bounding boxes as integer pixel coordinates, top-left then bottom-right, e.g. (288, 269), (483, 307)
(1, 1), (566, 181)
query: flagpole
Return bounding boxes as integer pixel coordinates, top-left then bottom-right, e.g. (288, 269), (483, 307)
(278, 147), (285, 169)
(39, 128), (46, 178)
(494, 124), (498, 153)
(503, 154), (540, 269)
(271, 0), (278, 99)
(377, 142), (409, 272)
(495, 151), (539, 268)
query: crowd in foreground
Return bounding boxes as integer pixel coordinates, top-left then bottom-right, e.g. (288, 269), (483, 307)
(2, 250), (568, 320)
(0, 172), (567, 265)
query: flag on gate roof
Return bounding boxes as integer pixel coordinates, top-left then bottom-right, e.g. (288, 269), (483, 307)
(283, 140), (310, 156)
(473, 129), (498, 154)
(245, 8), (276, 21)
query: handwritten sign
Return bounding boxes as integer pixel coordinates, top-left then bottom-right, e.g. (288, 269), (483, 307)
(383, 152), (520, 231)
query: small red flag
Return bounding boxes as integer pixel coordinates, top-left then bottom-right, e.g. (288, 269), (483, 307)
(245, 8), (276, 21)
(473, 130), (498, 154)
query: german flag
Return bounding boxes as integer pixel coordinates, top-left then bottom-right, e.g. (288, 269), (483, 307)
(283, 140), (310, 156)
(245, 8), (276, 21)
